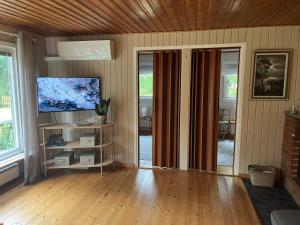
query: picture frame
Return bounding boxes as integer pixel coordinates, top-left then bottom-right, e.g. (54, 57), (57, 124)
(251, 50), (291, 99)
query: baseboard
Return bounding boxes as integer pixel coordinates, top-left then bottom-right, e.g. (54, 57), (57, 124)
(0, 176), (24, 194)
(114, 164), (247, 178)
(217, 166), (233, 175)
(239, 173), (250, 179)
(113, 162), (136, 168)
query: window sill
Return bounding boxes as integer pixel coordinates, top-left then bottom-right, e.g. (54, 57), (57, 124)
(0, 153), (24, 169)
(223, 98), (237, 103)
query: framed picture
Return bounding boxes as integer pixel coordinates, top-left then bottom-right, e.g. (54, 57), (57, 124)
(251, 50), (291, 99)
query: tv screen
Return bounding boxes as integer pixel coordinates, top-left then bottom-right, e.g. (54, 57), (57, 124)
(37, 77), (100, 113)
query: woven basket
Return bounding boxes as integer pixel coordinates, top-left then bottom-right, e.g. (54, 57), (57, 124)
(248, 165), (276, 187)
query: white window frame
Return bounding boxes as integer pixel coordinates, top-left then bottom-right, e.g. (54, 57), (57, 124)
(0, 41), (23, 161)
(223, 74), (237, 102)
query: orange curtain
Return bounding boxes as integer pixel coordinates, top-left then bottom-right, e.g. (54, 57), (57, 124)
(152, 50), (181, 168)
(189, 49), (221, 171)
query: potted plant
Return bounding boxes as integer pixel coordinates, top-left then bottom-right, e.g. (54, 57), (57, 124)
(95, 98), (111, 124)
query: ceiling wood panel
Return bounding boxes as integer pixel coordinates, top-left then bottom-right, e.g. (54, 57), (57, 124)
(0, 0), (300, 36)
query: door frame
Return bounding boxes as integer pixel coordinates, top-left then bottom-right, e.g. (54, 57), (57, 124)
(133, 43), (246, 175)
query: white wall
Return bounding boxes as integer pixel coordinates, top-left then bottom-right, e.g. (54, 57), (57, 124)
(46, 26), (300, 174)
(34, 34), (50, 124)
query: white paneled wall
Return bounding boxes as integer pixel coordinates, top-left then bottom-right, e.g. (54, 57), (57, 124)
(46, 26), (300, 173)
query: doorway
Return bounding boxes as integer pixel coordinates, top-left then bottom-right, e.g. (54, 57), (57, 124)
(217, 49), (240, 174)
(188, 48), (241, 174)
(138, 53), (153, 168)
(138, 51), (181, 169)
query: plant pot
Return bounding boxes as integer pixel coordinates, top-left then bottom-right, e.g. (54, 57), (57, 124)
(97, 115), (107, 125)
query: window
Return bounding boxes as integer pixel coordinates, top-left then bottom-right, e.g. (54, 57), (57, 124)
(139, 73), (153, 97)
(223, 75), (238, 101)
(139, 53), (153, 97)
(0, 44), (22, 161)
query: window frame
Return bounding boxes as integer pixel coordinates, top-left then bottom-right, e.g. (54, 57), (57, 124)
(223, 74), (238, 102)
(0, 41), (23, 161)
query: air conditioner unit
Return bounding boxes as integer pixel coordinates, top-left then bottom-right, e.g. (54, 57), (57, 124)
(56, 40), (114, 61)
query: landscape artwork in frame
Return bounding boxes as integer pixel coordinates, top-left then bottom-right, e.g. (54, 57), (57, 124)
(252, 50), (291, 99)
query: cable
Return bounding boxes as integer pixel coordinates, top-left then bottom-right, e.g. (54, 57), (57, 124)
(53, 112), (57, 124)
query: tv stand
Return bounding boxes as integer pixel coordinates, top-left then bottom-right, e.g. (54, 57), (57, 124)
(38, 123), (114, 177)
(71, 121), (94, 127)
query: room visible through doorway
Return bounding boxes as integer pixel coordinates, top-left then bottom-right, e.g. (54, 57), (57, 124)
(217, 49), (240, 174)
(138, 53), (153, 168)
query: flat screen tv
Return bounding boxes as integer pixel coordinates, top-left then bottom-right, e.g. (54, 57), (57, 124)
(37, 77), (100, 113)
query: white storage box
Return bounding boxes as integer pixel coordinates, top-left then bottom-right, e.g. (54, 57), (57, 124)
(54, 152), (74, 166)
(248, 165), (276, 187)
(80, 133), (96, 147)
(80, 152), (95, 165)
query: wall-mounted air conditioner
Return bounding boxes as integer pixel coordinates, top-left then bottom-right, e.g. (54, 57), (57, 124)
(45, 40), (114, 61)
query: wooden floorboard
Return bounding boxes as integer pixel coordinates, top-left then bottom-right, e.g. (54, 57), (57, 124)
(0, 168), (260, 225)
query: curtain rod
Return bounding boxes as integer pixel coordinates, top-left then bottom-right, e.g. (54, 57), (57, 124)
(0, 30), (18, 37)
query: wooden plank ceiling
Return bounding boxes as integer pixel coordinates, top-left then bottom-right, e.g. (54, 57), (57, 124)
(0, 0), (300, 36)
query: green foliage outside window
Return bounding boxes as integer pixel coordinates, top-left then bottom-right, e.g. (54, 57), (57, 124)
(0, 122), (15, 151)
(139, 74), (153, 97)
(0, 54), (15, 151)
(0, 55), (10, 102)
(226, 75), (238, 98)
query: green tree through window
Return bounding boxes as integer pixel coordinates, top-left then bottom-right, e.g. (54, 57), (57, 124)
(0, 54), (16, 151)
(226, 75), (238, 98)
(0, 55), (10, 98)
(139, 74), (153, 97)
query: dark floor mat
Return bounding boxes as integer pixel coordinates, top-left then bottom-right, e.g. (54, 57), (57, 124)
(243, 179), (300, 225)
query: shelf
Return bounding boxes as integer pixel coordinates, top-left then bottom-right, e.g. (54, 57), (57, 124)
(40, 140), (112, 149)
(38, 122), (113, 130)
(45, 56), (64, 61)
(44, 159), (113, 169)
(40, 122), (114, 176)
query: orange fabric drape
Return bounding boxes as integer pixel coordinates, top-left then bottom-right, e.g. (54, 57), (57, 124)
(189, 49), (221, 171)
(152, 50), (181, 168)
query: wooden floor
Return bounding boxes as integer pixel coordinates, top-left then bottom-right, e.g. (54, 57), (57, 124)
(0, 168), (260, 225)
